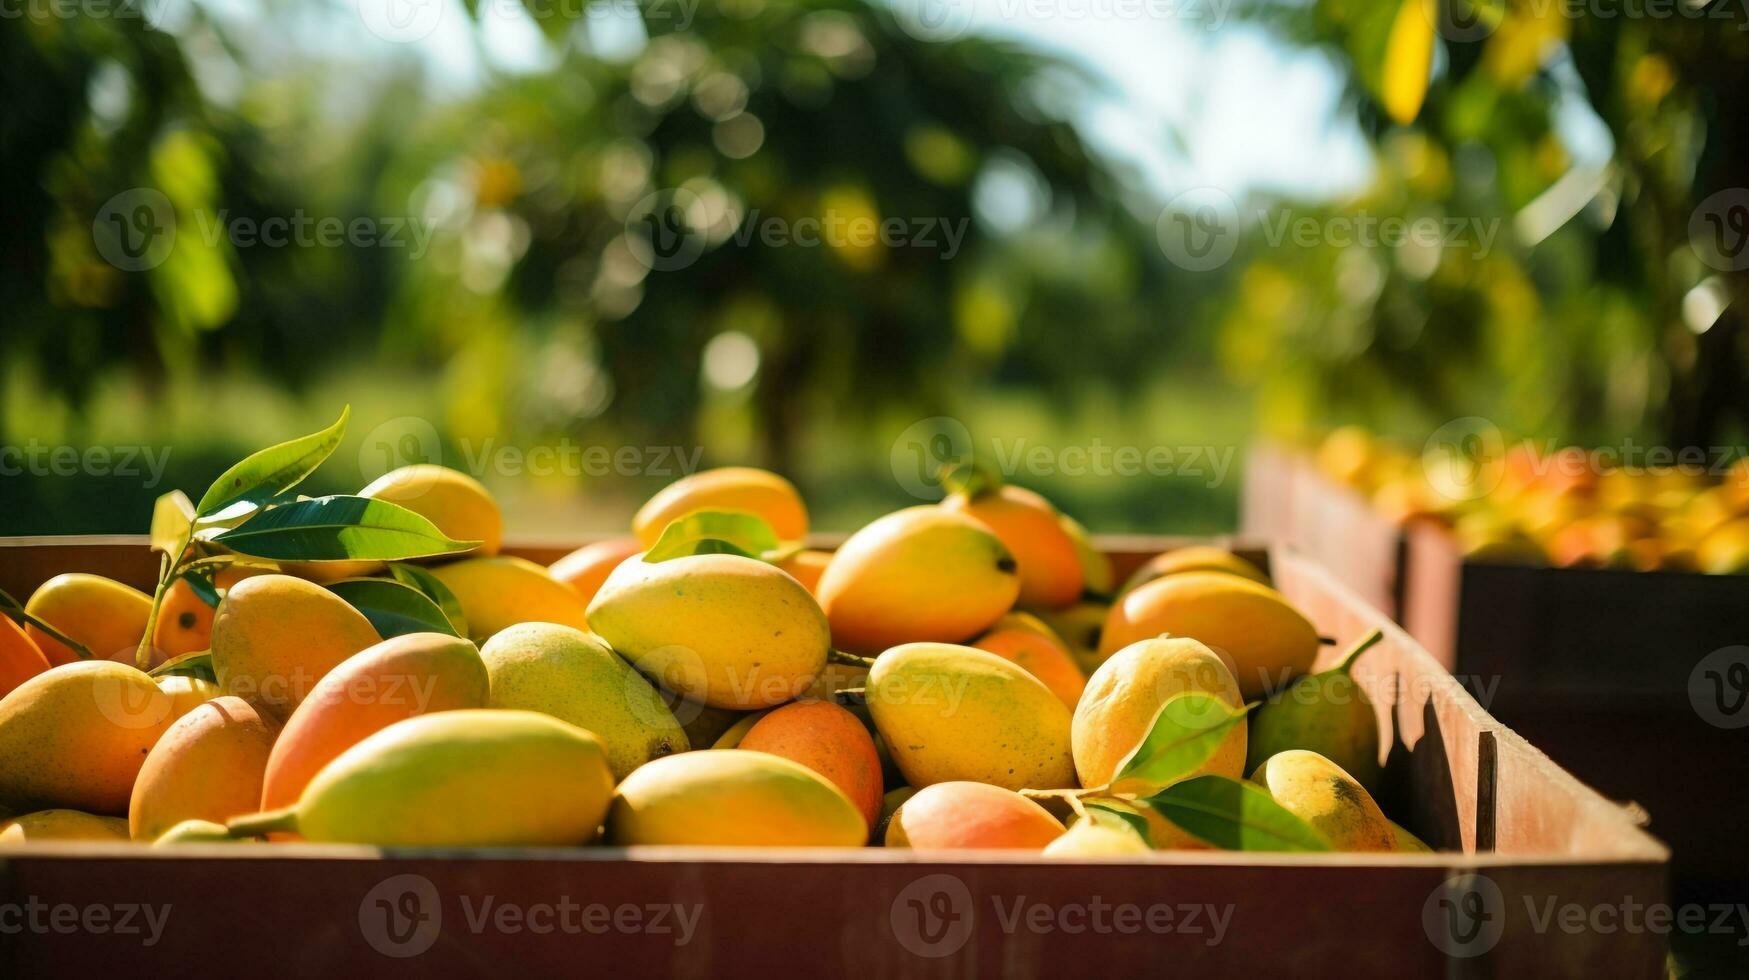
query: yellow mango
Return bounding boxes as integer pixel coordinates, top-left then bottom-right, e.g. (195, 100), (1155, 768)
(1101, 572), (1319, 699)
(129, 696), (278, 841)
(427, 556), (591, 642)
(865, 642), (1075, 791)
(24, 573), (153, 666)
(1042, 818), (1152, 857)
(817, 507), (1019, 654)
(1118, 546), (1269, 597)
(885, 781), (1062, 850)
(971, 612), (1087, 708)
(210, 574), (380, 721)
(0, 661), (176, 814)
(587, 553), (829, 709)
(1249, 749), (1395, 852)
(361, 464), (502, 557)
(153, 819), (236, 845)
(0, 809), (131, 843)
(156, 675), (222, 722)
(608, 750), (867, 847)
(1072, 636), (1246, 792)
(633, 467), (809, 545)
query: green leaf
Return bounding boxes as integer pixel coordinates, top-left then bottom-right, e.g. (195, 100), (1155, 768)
(195, 407), (350, 519)
(327, 578), (458, 639)
(387, 563), (468, 638)
(0, 588), (93, 660)
(151, 490), (196, 553)
(1085, 800), (1153, 843)
(212, 495), (478, 561)
(178, 566), (222, 608)
(1110, 692), (1253, 793)
(643, 511), (780, 563)
(148, 650), (216, 683)
(1140, 775), (1333, 852)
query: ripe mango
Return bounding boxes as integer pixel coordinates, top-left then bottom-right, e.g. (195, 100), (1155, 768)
(971, 612), (1087, 708)
(0, 615), (51, 700)
(776, 548), (832, 596)
(480, 623), (686, 780)
(153, 819), (236, 846)
(0, 661), (176, 814)
(817, 507), (1019, 654)
(129, 696), (279, 841)
(739, 700), (883, 829)
(0, 809), (131, 843)
(1057, 512), (1113, 598)
(156, 674), (222, 722)
(428, 555), (591, 643)
(1033, 600), (1111, 674)
(361, 464), (502, 557)
(232, 710), (614, 847)
(1247, 633), (1383, 794)
(608, 749), (866, 847)
(260, 632), (490, 813)
(24, 573), (153, 666)
(1249, 749), (1394, 852)
(210, 574), (381, 721)
(633, 467), (809, 545)
(1043, 818), (1152, 857)
(885, 781), (1062, 850)
(1118, 546), (1269, 597)
(548, 537), (643, 611)
(1100, 572), (1319, 699)
(152, 566), (267, 658)
(943, 484), (1083, 608)
(1389, 819), (1432, 852)
(588, 553), (829, 709)
(865, 642), (1075, 791)
(1072, 636), (1246, 792)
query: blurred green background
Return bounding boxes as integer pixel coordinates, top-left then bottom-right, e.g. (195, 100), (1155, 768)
(2, 0), (1746, 538)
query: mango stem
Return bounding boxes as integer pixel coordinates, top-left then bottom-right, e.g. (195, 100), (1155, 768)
(826, 650), (877, 669)
(227, 808), (298, 838)
(831, 688), (867, 707)
(1331, 628), (1385, 675)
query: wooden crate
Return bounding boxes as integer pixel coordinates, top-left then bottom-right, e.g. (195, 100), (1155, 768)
(0, 537), (1667, 977)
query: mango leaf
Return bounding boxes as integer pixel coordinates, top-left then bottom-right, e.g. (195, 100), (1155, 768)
(150, 490), (196, 553)
(327, 578), (458, 639)
(177, 565), (222, 608)
(0, 588), (93, 660)
(1140, 775), (1332, 853)
(1109, 692), (1253, 793)
(195, 406), (349, 519)
(1085, 800), (1153, 844)
(1380, 0), (1434, 124)
(644, 511), (780, 563)
(212, 495), (478, 561)
(387, 563), (468, 638)
(149, 650), (216, 683)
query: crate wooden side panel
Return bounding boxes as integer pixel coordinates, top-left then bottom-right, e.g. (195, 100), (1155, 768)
(1241, 448), (1405, 619)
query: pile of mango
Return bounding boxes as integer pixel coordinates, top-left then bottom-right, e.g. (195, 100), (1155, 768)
(0, 456), (1429, 855)
(1316, 426), (1749, 574)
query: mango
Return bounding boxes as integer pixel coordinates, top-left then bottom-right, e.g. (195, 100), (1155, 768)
(1118, 546), (1269, 597)
(874, 785), (918, 841)
(156, 674), (222, 721)
(0, 615), (52, 700)
(0, 661), (176, 814)
(971, 612), (1087, 708)
(24, 573), (153, 666)
(361, 464), (502, 557)
(633, 467), (809, 545)
(1249, 750), (1394, 852)
(885, 781), (1062, 850)
(480, 623), (686, 780)
(1072, 636), (1246, 792)
(129, 696), (278, 841)
(710, 709), (769, 749)
(153, 819), (236, 846)
(151, 566), (268, 658)
(210, 574), (381, 721)
(776, 548), (832, 595)
(659, 689), (748, 749)
(608, 750), (866, 847)
(1057, 512), (1114, 598)
(231, 710), (614, 847)
(739, 700), (883, 829)
(0, 809), (131, 843)
(260, 632), (490, 812)
(865, 642), (1075, 791)
(817, 507), (1019, 654)
(1389, 819), (1433, 853)
(428, 555), (591, 643)
(1247, 632), (1383, 794)
(548, 537), (643, 611)
(943, 483), (1083, 608)
(1699, 517), (1749, 574)
(1100, 572), (1319, 699)
(1033, 600), (1110, 675)
(1043, 818), (1152, 857)
(588, 553), (829, 709)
